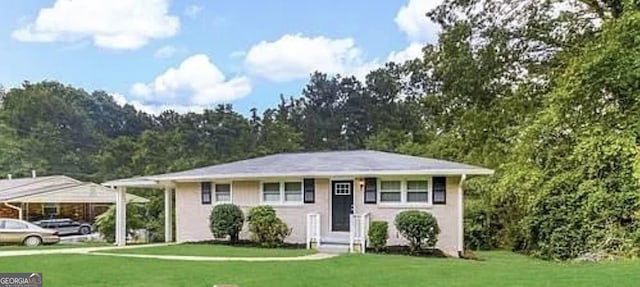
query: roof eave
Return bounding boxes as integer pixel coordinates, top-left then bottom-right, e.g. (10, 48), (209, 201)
(101, 179), (164, 188)
(147, 168), (495, 182)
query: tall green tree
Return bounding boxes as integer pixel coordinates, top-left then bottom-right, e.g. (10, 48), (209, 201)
(1, 82), (101, 179)
(254, 100), (303, 154)
(0, 124), (30, 177)
(92, 136), (138, 180)
(496, 5), (640, 259)
(404, 0), (630, 250)
(300, 72), (347, 150)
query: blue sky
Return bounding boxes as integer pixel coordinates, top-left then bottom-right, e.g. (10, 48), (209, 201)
(0, 0), (439, 114)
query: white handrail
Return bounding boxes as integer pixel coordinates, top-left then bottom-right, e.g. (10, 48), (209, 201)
(349, 212), (370, 253)
(306, 213), (320, 249)
(362, 212), (370, 253)
(316, 213), (321, 248)
(349, 215), (355, 253)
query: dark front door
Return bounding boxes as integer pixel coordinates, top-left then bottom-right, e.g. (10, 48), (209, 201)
(331, 180), (353, 232)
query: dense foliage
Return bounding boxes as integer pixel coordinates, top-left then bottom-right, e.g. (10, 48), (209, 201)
(246, 206), (291, 247)
(1, 0), (639, 260)
(209, 204), (244, 243)
(497, 7), (640, 260)
(94, 202), (145, 243)
(368, 221), (389, 252)
(395, 211), (440, 254)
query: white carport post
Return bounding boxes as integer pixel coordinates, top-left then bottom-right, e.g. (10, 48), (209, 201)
(164, 186), (173, 242)
(115, 186), (127, 246)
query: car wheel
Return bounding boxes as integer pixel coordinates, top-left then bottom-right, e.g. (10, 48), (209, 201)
(24, 236), (42, 247)
(79, 226), (91, 235)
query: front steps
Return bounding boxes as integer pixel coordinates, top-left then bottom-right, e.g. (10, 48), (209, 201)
(317, 243), (350, 253)
(317, 233), (351, 253)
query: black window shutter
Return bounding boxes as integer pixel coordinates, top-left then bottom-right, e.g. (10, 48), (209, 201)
(433, 177), (446, 204)
(303, 178), (315, 203)
(201, 182), (212, 204)
(364, 177), (377, 204)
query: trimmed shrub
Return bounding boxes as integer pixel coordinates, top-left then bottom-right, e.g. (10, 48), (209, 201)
(209, 204), (244, 243)
(368, 221), (389, 252)
(247, 205), (291, 247)
(395, 210), (440, 254)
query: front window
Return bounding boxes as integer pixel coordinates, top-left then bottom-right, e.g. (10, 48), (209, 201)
(378, 178), (432, 205)
(263, 182), (281, 202)
(407, 180), (429, 203)
(43, 203), (59, 215)
(262, 181), (303, 204)
(380, 181), (402, 202)
(284, 182), (302, 202)
(215, 183), (231, 202)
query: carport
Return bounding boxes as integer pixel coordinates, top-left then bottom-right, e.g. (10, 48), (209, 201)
(101, 177), (171, 246)
(0, 176), (148, 222)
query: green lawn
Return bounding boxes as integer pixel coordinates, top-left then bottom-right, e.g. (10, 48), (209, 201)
(0, 251), (638, 286)
(98, 243), (316, 257)
(0, 242), (109, 251)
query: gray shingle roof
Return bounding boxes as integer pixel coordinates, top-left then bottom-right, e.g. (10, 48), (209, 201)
(0, 176), (79, 192)
(138, 150), (492, 182)
(0, 175), (148, 202)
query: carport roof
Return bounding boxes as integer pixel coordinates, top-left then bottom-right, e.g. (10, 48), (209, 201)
(0, 175), (148, 203)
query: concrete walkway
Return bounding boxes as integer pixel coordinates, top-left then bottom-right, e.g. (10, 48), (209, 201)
(0, 243), (173, 257)
(87, 252), (337, 262)
(0, 243), (338, 262)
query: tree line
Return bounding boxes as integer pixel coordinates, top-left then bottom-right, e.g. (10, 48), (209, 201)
(1, 0), (639, 260)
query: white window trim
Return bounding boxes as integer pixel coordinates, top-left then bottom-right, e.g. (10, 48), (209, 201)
(334, 182), (352, 195)
(377, 177), (433, 207)
(260, 179), (304, 206)
(262, 182), (282, 203)
(213, 181), (233, 205)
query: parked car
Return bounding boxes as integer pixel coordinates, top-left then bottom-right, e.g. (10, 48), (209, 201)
(0, 218), (60, 246)
(32, 218), (93, 236)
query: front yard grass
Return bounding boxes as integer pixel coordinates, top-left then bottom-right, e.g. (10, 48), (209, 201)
(0, 251), (638, 286)
(98, 243), (315, 257)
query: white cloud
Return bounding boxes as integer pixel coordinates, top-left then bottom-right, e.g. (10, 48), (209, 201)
(110, 93), (128, 106)
(244, 34), (379, 82)
(131, 83), (152, 97)
(387, 43), (424, 63)
(184, 5), (204, 18)
(129, 101), (205, 114)
(242, 0), (441, 83)
(130, 54), (251, 110)
(154, 45), (179, 58)
(12, 0), (180, 50)
(382, 0), (440, 65)
(395, 0), (441, 43)
(108, 92), (205, 114)
(229, 50), (246, 58)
